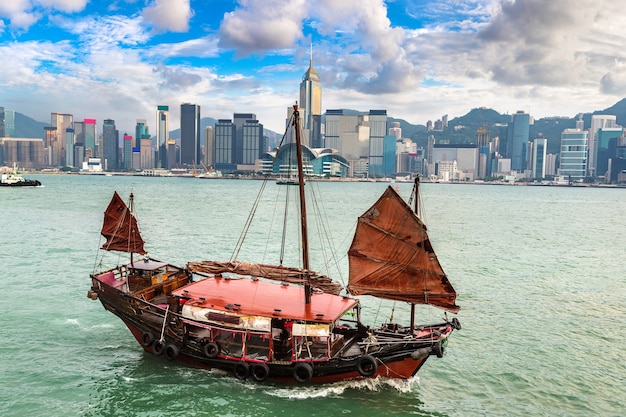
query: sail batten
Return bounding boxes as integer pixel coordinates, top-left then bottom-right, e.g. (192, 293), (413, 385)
(100, 191), (146, 255)
(347, 185), (459, 313)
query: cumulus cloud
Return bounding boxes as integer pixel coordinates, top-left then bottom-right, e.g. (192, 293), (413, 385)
(0, 0), (87, 30)
(600, 61), (626, 95)
(155, 65), (202, 90)
(142, 0), (193, 33)
(218, 0), (309, 55)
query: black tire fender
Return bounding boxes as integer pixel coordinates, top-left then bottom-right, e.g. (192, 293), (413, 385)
(203, 342), (219, 358)
(152, 340), (165, 356)
(234, 362), (249, 380)
(164, 344), (179, 361)
(293, 363), (313, 383)
(356, 355), (378, 377)
(431, 339), (444, 358)
(140, 332), (154, 347)
(251, 363), (270, 382)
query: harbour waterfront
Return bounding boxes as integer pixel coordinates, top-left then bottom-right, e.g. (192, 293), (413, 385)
(1, 175), (624, 417)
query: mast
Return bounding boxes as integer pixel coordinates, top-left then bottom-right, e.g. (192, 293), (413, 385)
(293, 103), (312, 305)
(129, 192), (136, 267)
(410, 176), (420, 333)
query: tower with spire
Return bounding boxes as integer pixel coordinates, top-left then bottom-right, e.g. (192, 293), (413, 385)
(299, 45), (322, 148)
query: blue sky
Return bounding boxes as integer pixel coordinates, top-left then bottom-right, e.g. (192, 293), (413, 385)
(1, 0), (626, 135)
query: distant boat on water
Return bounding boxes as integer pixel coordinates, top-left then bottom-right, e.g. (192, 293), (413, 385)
(0, 163), (41, 187)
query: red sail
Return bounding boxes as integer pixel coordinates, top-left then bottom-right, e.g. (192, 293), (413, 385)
(100, 191), (146, 254)
(347, 186), (459, 313)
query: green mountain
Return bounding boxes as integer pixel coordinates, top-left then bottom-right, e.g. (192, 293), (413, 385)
(14, 112), (49, 138)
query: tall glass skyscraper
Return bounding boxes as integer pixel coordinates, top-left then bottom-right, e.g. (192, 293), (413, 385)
(506, 111), (530, 172)
(180, 103), (201, 166)
(156, 105), (169, 168)
(102, 119), (118, 170)
(559, 129), (588, 181)
(299, 55), (322, 148)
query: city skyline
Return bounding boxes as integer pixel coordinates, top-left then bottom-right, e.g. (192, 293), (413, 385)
(2, 1), (626, 135)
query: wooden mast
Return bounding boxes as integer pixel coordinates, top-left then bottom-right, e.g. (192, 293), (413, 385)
(410, 176), (420, 333)
(129, 192), (136, 268)
(293, 104), (312, 305)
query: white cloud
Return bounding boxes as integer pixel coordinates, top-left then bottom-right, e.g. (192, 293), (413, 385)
(142, 0), (193, 33)
(218, 0), (309, 55)
(35, 0), (88, 13)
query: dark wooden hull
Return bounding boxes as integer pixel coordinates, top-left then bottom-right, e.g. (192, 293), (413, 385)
(89, 268), (457, 384)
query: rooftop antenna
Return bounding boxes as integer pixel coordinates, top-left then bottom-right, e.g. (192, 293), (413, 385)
(310, 42), (313, 66)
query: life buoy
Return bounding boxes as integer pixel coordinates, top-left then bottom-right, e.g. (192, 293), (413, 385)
(140, 332), (155, 347)
(234, 362), (249, 380)
(251, 363), (270, 382)
(203, 342), (219, 358)
(152, 340), (165, 356)
(356, 355), (378, 377)
(164, 344), (179, 361)
(293, 363), (313, 383)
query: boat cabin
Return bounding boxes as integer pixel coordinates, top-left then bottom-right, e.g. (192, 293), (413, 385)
(171, 276), (361, 362)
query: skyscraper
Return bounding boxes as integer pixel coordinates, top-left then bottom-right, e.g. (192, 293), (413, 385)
(368, 110), (388, 177)
(135, 119), (148, 149)
(214, 119), (235, 169)
(123, 134), (133, 170)
(84, 118), (96, 157)
(0, 107), (15, 137)
(588, 115), (617, 177)
(532, 135), (547, 179)
(50, 112), (73, 166)
(102, 119), (118, 170)
(506, 111), (530, 172)
(299, 53), (322, 148)
(559, 129), (588, 181)
(180, 103), (201, 166)
(156, 105), (169, 168)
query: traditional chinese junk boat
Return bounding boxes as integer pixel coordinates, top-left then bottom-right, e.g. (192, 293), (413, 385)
(88, 104), (460, 384)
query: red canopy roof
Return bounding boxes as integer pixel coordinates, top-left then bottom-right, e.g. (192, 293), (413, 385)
(172, 277), (358, 323)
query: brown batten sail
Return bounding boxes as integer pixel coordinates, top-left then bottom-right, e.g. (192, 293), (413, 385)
(100, 191), (146, 255)
(347, 186), (459, 313)
(187, 260), (342, 295)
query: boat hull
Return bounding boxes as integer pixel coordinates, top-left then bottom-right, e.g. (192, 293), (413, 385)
(90, 269), (455, 384)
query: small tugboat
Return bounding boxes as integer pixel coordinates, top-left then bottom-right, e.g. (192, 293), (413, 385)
(0, 162), (41, 187)
(88, 103), (460, 384)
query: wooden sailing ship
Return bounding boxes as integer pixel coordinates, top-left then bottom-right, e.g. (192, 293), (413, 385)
(88, 104), (460, 383)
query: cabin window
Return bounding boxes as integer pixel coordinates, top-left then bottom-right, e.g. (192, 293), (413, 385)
(215, 330), (244, 358)
(294, 336), (329, 361)
(244, 332), (270, 361)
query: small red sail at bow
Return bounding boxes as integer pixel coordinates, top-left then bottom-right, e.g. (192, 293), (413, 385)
(100, 191), (146, 255)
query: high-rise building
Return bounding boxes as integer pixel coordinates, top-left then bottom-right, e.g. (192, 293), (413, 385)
(0, 107), (15, 137)
(388, 122), (402, 140)
(84, 118), (96, 157)
(558, 129), (588, 181)
(299, 53), (322, 148)
(476, 128), (491, 178)
(532, 135), (547, 179)
(588, 115), (618, 177)
(596, 127), (623, 179)
(214, 119), (235, 170)
(204, 126), (215, 168)
(233, 113), (263, 166)
(506, 111), (530, 172)
(123, 134), (133, 170)
(368, 110), (388, 177)
(50, 112), (73, 166)
(180, 103), (201, 166)
(135, 119), (148, 149)
(156, 105), (169, 168)
(102, 119), (118, 170)
(64, 128), (75, 167)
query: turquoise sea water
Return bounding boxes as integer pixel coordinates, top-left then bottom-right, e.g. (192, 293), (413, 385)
(1, 175), (624, 417)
